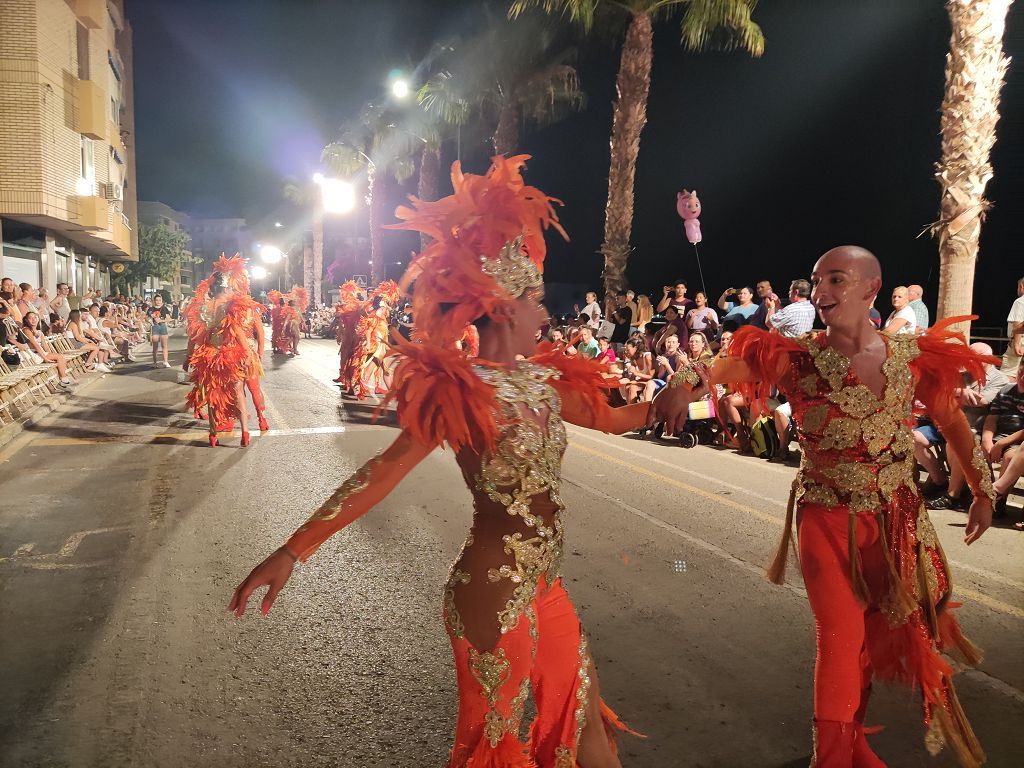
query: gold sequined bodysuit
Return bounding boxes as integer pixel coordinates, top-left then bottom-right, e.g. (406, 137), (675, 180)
(444, 360), (568, 643)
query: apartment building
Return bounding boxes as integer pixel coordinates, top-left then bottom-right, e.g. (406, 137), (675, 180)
(185, 217), (251, 281)
(137, 200), (196, 297)
(0, 0), (138, 297)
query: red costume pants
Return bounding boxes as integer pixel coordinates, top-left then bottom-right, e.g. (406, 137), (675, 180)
(444, 575), (628, 767)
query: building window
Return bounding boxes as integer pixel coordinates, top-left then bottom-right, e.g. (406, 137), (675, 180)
(77, 24), (90, 80)
(79, 137), (95, 194)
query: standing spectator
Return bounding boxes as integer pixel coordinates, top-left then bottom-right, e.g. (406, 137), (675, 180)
(766, 279), (816, 337)
(609, 290), (633, 352)
(51, 282), (72, 323)
(1002, 276), (1024, 374)
(656, 280), (692, 315)
(149, 294), (172, 368)
(717, 286), (758, 330)
(749, 280), (782, 330)
(573, 291), (602, 330)
(907, 284), (929, 330)
(652, 305), (687, 353)
(883, 286), (917, 335)
(868, 298), (882, 329)
(625, 289), (640, 334)
(635, 295), (654, 335)
(685, 291), (719, 339)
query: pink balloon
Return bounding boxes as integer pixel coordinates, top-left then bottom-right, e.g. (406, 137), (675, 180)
(676, 189), (702, 245)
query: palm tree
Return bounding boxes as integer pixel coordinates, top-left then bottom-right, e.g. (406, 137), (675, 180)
(511, 0), (763, 303)
(932, 0), (1013, 335)
(323, 104), (418, 284)
(283, 182), (321, 301)
(417, 13), (584, 157)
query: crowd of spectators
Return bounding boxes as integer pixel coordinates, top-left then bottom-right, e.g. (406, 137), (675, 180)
(0, 276), (173, 423)
(538, 273), (1024, 525)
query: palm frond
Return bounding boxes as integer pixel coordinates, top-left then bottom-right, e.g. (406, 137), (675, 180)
(321, 141), (366, 177)
(509, 0), (598, 31)
(418, 72), (473, 126)
(679, 0), (764, 56)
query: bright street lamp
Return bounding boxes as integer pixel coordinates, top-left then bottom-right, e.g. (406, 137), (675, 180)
(251, 265), (268, 280)
(274, 221), (283, 228)
(391, 78), (410, 99)
(319, 177), (355, 214)
(260, 244), (284, 264)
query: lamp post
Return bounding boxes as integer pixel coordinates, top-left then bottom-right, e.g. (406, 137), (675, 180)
(259, 244), (289, 292)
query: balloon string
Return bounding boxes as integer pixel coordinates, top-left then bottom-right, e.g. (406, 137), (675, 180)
(693, 242), (708, 299)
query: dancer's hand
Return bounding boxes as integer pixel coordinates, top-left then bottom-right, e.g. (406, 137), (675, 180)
(964, 497), (993, 545)
(229, 547), (296, 617)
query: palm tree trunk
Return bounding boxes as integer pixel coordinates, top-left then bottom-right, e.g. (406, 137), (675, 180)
(601, 12), (653, 307)
(492, 105), (519, 157)
(934, 0), (1012, 337)
(369, 165), (384, 285)
(312, 201), (324, 306)
(302, 239), (313, 296)
(417, 143), (442, 251)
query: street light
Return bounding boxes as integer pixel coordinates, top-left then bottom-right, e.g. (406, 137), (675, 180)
(319, 177), (355, 214)
(274, 221), (283, 228)
(391, 78), (410, 99)
(251, 265), (268, 280)
(260, 244), (284, 264)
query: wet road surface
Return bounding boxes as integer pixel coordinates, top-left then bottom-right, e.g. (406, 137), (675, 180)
(1, 335), (1021, 767)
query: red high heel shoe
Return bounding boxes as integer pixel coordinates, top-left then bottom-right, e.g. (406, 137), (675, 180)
(258, 413), (269, 432)
(240, 431), (250, 447)
(208, 433), (218, 447)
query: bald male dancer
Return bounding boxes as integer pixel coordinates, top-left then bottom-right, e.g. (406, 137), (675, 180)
(653, 246), (995, 766)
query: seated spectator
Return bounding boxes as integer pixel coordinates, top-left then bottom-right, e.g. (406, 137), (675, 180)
(573, 325), (600, 359)
(548, 326), (568, 351)
(1001, 277), (1024, 374)
(717, 286), (758, 331)
(595, 336), (616, 367)
(618, 337), (653, 404)
(65, 309), (110, 372)
(1, 302), (32, 361)
(16, 283), (46, 332)
(749, 280), (782, 330)
(981, 358), (1024, 520)
(684, 292), (718, 340)
(766, 279), (815, 337)
(642, 333), (687, 403)
(715, 330), (754, 453)
(48, 312), (65, 336)
(883, 286), (917, 335)
(21, 311), (74, 388)
(85, 303), (123, 361)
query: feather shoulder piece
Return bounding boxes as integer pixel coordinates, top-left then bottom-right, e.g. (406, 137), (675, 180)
(384, 336), (501, 452)
(725, 326), (804, 409)
(530, 347), (614, 419)
(911, 316), (999, 411)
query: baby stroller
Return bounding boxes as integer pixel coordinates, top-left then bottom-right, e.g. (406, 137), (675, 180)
(652, 396), (723, 448)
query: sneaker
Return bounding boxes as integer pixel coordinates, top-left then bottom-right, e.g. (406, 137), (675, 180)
(162, 361), (172, 368)
(94, 363), (112, 373)
(926, 493), (964, 512)
(127, 354), (138, 362)
(60, 378), (76, 387)
(919, 478), (948, 500)
(994, 494), (1008, 519)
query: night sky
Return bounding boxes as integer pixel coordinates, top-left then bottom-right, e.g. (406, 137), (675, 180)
(132, 0), (1023, 328)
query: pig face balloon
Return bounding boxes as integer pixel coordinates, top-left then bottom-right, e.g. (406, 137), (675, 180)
(676, 189), (701, 220)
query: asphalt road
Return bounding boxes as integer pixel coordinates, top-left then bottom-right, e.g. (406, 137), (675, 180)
(1, 334), (1021, 768)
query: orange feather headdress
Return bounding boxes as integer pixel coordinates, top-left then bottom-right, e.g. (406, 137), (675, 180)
(211, 253), (250, 294)
(289, 286), (309, 312)
(371, 279), (401, 307)
(385, 154), (566, 346)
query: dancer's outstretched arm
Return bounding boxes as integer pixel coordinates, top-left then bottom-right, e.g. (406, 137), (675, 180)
(649, 356), (764, 435)
(229, 430), (433, 617)
(558, 390), (652, 434)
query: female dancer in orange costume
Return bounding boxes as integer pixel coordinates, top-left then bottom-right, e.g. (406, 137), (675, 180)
(654, 246), (995, 767)
(184, 255), (263, 447)
(349, 279), (399, 399)
(267, 290), (285, 353)
(230, 156), (684, 767)
(333, 280), (366, 386)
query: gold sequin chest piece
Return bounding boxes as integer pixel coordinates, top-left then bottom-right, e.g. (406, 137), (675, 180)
(790, 333), (921, 512)
(472, 361), (567, 634)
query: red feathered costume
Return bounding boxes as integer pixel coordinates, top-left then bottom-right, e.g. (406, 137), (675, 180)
(711, 320), (995, 767)
(345, 280), (399, 399)
(263, 157), (657, 767)
(334, 280), (366, 383)
(185, 255), (264, 443)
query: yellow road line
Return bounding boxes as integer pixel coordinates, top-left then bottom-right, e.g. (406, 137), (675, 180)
(30, 425), (369, 447)
(568, 440), (1024, 621)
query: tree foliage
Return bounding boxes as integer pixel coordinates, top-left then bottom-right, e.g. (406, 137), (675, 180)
(117, 224), (194, 291)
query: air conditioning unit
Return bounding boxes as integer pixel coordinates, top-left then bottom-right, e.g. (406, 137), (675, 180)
(102, 182), (123, 201)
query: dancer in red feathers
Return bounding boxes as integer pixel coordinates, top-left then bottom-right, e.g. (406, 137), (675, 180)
(333, 280), (367, 387)
(184, 255), (263, 447)
(230, 156), (691, 766)
(653, 246), (995, 767)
